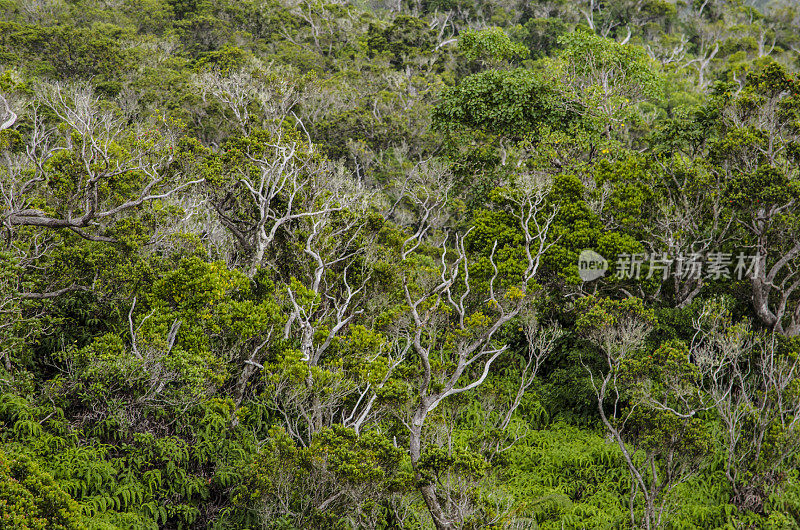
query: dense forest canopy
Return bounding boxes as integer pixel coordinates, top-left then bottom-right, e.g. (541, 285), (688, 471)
(1, 0), (800, 528)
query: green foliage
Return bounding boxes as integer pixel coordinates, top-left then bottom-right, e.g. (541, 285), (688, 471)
(458, 27), (528, 63)
(3, 0), (800, 527)
(433, 68), (570, 140)
(503, 424), (630, 528)
(0, 449), (85, 530)
(557, 31), (661, 101)
(576, 295), (655, 333)
(514, 18), (568, 59)
(195, 45), (251, 73)
(0, 23), (128, 80)
(242, 426), (410, 528)
(367, 15), (435, 68)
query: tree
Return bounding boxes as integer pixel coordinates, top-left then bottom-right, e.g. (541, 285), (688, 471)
(716, 64), (800, 336)
(554, 30), (661, 142)
(246, 425), (408, 529)
(578, 0), (676, 43)
(1, 82), (200, 244)
(0, 92), (17, 131)
(266, 206), (385, 441)
(457, 27), (528, 68)
(578, 296), (711, 529)
(394, 170), (558, 529)
(193, 61), (308, 136)
(210, 127), (363, 276)
(0, 449), (86, 530)
(639, 120), (737, 308)
(681, 19), (724, 89)
(432, 68), (567, 144)
(692, 298), (800, 513)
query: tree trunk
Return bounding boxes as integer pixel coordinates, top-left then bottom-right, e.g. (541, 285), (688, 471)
(249, 229), (268, 276)
(234, 363), (257, 407)
(419, 483), (454, 530)
(409, 407), (455, 530)
(307, 373), (323, 434)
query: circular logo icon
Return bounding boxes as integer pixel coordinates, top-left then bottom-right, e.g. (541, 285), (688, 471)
(578, 250), (608, 281)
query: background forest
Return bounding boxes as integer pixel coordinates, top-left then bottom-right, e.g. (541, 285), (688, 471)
(2, 0), (800, 528)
